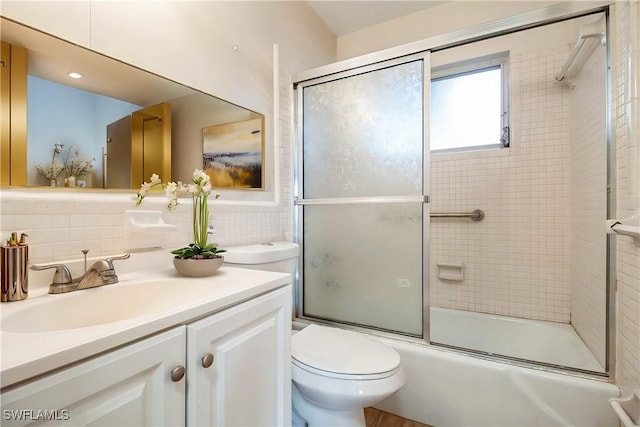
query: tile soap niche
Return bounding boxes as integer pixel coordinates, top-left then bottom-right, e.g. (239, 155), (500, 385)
(125, 210), (176, 232)
(124, 210), (176, 252)
(437, 261), (464, 281)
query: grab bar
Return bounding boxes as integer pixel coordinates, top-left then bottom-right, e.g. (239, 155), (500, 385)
(609, 389), (640, 427)
(430, 209), (485, 221)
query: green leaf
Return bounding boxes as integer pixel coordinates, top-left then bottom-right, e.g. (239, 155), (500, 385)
(170, 242), (227, 259)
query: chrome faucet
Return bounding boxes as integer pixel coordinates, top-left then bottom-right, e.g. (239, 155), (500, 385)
(31, 253), (131, 294)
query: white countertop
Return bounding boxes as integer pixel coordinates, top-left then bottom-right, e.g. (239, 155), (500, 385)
(0, 260), (291, 389)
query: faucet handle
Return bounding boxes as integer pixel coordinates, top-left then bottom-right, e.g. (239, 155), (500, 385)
(104, 253), (131, 269)
(30, 263), (72, 284)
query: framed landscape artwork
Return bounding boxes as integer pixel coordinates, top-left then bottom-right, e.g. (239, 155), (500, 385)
(202, 117), (264, 189)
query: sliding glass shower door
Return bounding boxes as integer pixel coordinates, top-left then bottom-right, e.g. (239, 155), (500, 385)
(296, 55), (430, 337)
(295, 9), (611, 376)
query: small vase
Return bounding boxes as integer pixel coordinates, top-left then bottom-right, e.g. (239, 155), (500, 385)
(173, 256), (224, 277)
(49, 179), (56, 187)
(67, 176), (76, 187)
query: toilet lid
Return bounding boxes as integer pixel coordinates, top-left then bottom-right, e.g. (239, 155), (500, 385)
(291, 325), (401, 376)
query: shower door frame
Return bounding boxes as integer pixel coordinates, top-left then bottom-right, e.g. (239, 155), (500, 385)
(292, 0), (616, 378)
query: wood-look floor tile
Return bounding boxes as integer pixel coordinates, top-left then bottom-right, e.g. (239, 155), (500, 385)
(364, 407), (433, 427)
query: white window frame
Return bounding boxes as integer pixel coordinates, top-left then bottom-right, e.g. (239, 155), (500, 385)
(430, 52), (510, 153)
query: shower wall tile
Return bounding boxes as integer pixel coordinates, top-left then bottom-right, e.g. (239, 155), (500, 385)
(613, 0), (640, 398)
(430, 41), (573, 323)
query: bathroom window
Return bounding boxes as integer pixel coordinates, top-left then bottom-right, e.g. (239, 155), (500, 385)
(430, 53), (510, 152)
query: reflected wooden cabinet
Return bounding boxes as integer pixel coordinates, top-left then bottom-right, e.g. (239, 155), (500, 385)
(0, 40), (27, 186)
(106, 102), (172, 189)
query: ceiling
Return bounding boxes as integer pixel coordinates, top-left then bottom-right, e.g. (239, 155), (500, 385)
(307, 0), (447, 36)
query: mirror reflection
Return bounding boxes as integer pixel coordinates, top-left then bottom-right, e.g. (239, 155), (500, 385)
(0, 17), (263, 189)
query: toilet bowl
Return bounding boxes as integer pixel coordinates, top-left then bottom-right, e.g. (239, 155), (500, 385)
(223, 242), (406, 426)
(291, 324), (405, 426)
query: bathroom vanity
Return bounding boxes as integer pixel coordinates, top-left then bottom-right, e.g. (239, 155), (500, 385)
(0, 257), (292, 427)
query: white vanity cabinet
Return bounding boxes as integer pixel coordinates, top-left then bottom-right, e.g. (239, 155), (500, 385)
(187, 285), (292, 426)
(1, 326), (187, 427)
(1, 285), (291, 427)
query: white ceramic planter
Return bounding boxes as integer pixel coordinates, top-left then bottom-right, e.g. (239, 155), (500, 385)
(172, 256), (224, 277)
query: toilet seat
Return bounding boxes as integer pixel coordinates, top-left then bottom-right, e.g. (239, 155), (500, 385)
(292, 325), (401, 379)
(292, 357), (400, 380)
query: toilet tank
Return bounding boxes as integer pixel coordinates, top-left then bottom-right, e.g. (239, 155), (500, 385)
(222, 241), (300, 276)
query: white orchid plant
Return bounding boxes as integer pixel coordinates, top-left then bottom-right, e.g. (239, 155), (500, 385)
(136, 169), (225, 260)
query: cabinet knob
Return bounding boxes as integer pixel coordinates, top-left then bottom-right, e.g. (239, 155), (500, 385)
(202, 353), (215, 368)
(170, 365), (185, 382)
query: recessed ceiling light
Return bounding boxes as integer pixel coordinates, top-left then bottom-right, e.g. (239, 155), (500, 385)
(67, 71), (83, 79)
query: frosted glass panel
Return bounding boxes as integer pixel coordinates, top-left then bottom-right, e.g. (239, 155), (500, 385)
(303, 61), (423, 198)
(303, 203), (423, 336)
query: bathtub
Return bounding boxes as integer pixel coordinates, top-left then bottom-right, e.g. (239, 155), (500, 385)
(370, 308), (620, 427)
(430, 307), (604, 372)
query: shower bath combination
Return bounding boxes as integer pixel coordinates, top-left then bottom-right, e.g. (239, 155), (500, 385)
(293, 4), (620, 426)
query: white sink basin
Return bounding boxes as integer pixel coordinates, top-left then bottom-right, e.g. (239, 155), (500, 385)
(2, 278), (211, 333)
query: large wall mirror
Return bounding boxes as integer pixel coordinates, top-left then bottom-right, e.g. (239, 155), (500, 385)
(0, 17), (264, 190)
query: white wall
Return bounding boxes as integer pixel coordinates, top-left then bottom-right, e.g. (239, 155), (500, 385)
(336, 1), (560, 60)
(0, 0), (336, 262)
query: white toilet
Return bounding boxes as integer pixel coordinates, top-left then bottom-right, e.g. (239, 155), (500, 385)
(223, 241), (406, 427)
(290, 323), (406, 426)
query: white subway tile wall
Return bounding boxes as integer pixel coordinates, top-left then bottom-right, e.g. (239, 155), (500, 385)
(430, 43), (573, 323)
(614, 0), (640, 397)
(0, 190), (287, 263)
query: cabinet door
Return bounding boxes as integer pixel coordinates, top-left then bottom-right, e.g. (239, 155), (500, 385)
(1, 327), (186, 427)
(187, 286), (292, 427)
